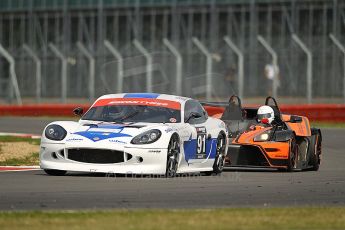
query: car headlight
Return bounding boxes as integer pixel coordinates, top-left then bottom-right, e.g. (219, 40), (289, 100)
(131, 129), (162, 145)
(45, 124), (67, 141)
(253, 131), (271, 142)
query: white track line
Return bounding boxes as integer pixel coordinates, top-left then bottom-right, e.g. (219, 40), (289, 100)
(0, 169), (41, 172)
(0, 166), (41, 172)
(0, 132), (41, 139)
(0, 166), (40, 168)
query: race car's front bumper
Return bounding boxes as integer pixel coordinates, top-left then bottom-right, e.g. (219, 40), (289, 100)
(40, 142), (168, 175)
(225, 144), (288, 168)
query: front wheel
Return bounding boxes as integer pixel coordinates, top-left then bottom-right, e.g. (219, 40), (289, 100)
(44, 169), (67, 176)
(165, 135), (180, 178)
(311, 133), (322, 171)
(287, 136), (299, 172)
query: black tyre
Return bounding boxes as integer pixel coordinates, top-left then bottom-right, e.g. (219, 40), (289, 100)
(205, 133), (226, 176)
(287, 136), (299, 172)
(165, 135), (180, 178)
(310, 132), (322, 171)
(44, 169), (67, 176)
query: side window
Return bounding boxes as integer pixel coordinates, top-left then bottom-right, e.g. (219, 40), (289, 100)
(184, 100), (208, 124)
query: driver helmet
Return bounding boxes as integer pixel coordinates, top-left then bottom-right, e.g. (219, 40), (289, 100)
(257, 105), (274, 124)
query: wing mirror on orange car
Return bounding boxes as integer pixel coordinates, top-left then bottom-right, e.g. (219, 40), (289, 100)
(73, 107), (84, 117)
(290, 115), (302, 123)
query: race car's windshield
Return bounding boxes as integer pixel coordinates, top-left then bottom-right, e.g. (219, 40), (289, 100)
(82, 105), (181, 123)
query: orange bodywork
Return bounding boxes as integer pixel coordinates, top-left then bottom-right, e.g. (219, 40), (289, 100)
(232, 125), (290, 164)
(203, 100), (315, 169)
(212, 113), (222, 119)
(282, 114), (311, 137)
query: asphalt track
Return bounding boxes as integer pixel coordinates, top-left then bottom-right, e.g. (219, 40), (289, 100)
(0, 117), (344, 210)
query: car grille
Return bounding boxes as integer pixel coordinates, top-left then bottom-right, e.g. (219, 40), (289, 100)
(67, 148), (125, 164)
(226, 145), (269, 166)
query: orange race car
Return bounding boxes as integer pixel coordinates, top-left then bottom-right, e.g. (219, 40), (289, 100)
(203, 96), (322, 171)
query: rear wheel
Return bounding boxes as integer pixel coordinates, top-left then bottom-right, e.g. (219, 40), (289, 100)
(287, 136), (299, 172)
(205, 133), (226, 176)
(165, 135), (180, 178)
(44, 169), (67, 176)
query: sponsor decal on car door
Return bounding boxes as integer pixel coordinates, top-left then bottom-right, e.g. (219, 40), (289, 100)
(184, 126), (217, 164)
(196, 127), (207, 159)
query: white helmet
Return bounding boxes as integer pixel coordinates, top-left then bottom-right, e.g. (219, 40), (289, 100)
(257, 105), (274, 124)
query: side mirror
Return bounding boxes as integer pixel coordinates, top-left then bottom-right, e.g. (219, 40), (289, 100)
(73, 107), (84, 117)
(186, 112), (202, 123)
(290, 115), (302, 123)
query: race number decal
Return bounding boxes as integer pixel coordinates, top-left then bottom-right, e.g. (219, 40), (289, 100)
(196, 127), (207, 159)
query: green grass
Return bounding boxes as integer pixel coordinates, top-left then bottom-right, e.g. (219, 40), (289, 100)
(311, 122), (345, 128)
(0, 152), (39, 166)
(0, 207), (344, 230)
(0, 136), (40, 166)
(0, 136), (40, 145)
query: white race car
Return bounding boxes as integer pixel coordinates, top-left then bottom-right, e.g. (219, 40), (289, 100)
(40, 93), (228, 177)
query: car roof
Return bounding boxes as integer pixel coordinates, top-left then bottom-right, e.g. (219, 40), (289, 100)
(95, 93), (191, 105)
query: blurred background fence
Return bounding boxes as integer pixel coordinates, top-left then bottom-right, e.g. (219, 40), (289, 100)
(0, 0), (344, 104)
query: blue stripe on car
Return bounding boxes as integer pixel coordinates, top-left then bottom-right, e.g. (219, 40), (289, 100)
(183, 138), (217, 162)
(74, 131), (132, 142)
(74, 125), (131, 142)
(123, 93), (160, 99)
